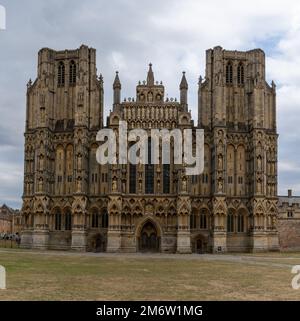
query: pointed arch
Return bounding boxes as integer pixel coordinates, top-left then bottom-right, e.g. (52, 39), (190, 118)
(69, 60), (76, 85)
(58, 61), (65, 86)
(226, 61), (233, 84)
(135, 216), (162, 238)
(64, 207), (72, 231)
(237, 208), (248, 232)
(237, 62), (244, 85)
(227, 207), (235, 233)
(101, 208), (108, 228)
(54, 207), (62, 230)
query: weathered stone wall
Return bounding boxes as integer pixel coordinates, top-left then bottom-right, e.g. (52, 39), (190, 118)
(226, 234), (251, 252)
(48, 231), (72, 250)
(278, 219), (300, 251)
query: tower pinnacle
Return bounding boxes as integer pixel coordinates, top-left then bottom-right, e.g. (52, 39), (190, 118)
(147, 63), (154, 86)
(180, 71), (188, 90)
(113, 71), (121, 89)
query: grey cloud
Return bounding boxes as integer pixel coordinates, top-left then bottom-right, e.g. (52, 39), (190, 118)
(0, 0), (300, 207)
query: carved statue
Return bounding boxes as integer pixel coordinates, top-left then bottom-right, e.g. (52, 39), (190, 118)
(257, 156), (262, 171)
(39, 155), (44, 170)
(218, 178), (223, 192)
(77, 179), (82, 192)
(257, 179), (262, 193)
(218, 154), (223, 170)
(38, 178), (43, 192)
(77, 154), (82, 169)
(215, 70), (222, 85)
(182, 177), (187, 192)
(147, 92), (153, 102)
(112, 178), (117, 192)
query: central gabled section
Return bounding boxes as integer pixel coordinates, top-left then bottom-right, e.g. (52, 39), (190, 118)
(136, 63), (165, 104)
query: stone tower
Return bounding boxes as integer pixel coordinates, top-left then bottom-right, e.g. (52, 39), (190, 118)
(198, 46), (278, 251)
(22, 45), (104, 250)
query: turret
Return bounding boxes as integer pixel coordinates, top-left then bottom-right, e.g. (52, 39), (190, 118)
(146, 63), (154, 86)
(197, 75), (202, 127)
(180, 71), (188, 110)
(113, 71), (121, 105)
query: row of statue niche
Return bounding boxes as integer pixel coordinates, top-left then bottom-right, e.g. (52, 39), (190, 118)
(139, 92), (162, 102)
(216, 154), (272, 173)
(267, 162), (276, 175)
(111, 170), (184, 193)
(267, 184), (276, 195)
(24, 182), (34, 194)
(112, 176), (269, 195)
(125, 105), (177, 119)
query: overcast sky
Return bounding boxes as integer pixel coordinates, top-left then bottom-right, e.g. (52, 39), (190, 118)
(0, 0), (300, 208)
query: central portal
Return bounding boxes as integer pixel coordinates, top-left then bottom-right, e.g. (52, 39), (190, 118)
(139, 221), (159, 252)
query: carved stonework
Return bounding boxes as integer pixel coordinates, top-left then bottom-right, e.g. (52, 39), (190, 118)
(21, 46), (280, 253)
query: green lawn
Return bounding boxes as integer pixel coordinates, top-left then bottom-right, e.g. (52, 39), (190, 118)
(0, 249), (299, 300)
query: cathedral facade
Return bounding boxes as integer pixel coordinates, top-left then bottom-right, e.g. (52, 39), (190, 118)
(21, 45), (279, 253)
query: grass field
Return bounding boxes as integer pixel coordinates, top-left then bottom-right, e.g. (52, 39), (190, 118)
(0, 249), (300, 300)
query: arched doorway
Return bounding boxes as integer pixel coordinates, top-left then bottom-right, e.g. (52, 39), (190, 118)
(95, 234), (102, 252)
(90, 233), (105, 253)
(139, 221), (159, 252)
(196, 238), (204, 253)
(192, 234), (208, 254)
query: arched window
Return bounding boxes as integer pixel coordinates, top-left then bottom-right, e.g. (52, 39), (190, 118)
(227, 210), (234, 232)
(102, 210), (108, 228)
(226, 61), (233, 84)
(191, 175), (198, 184)
(55, 146), (64, 195)
(202, 173), (208, 184)
(58, 62), (65, 87)
(55, 209), (62, 230)
(237, 213), (244, 232)
(129, 163), (136, 193)
(66, 145), (73, 194)
(200, 209), (207, 229)
(65, 210), (72, 230)
(190, 211), (197, 229)
(163, 164), (170, 193)
(237, 63), (244, 85)
(69, 60), (76, 85)
(92, 210), (99, 228)
(145, 138), (154, 194)
(90, 145), (98, 195)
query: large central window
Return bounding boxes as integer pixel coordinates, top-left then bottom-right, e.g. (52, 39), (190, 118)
(145, 138), (154, 194)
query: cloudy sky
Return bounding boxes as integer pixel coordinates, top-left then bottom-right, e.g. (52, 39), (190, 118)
(0, 0), (300, 208)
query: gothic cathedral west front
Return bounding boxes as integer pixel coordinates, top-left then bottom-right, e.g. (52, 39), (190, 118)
(21, 45), (279, 253)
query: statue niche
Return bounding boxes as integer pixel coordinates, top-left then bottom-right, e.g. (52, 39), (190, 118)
(147, 91), (153, 102)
